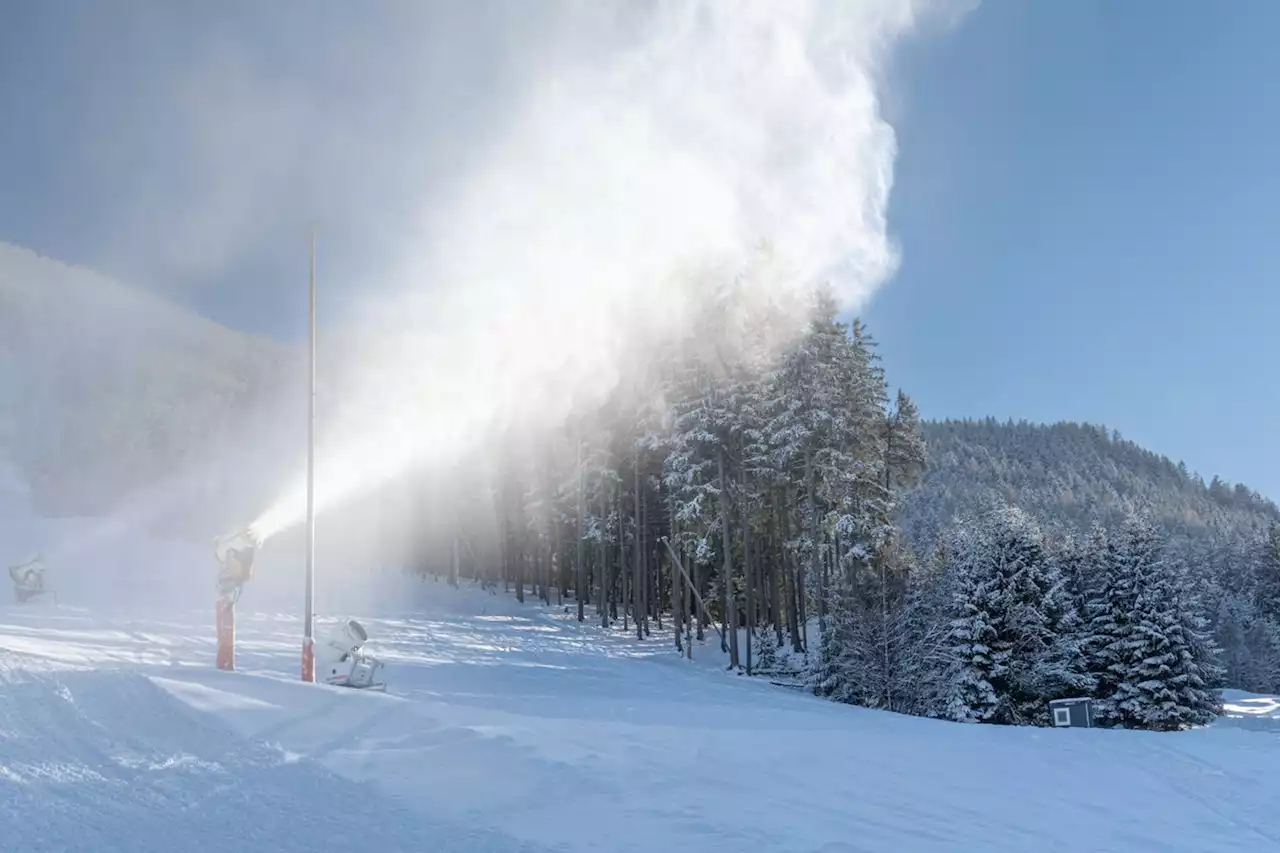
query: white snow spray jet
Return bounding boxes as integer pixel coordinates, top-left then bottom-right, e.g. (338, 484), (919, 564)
(250, 0), (955, 544)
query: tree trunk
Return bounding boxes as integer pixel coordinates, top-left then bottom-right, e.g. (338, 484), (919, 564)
(742, 467), (753, 676)
(515, 528), (525, 603)
(544, 533), (553, 605)
(673, 547), (684, 653)
(882, 554), (892, 709)
(798, 565), (808, 653)
(769, 490), (782, 645)
(634, 456), (644, 641)
(695, 545), (706, 642)
(670, 495), (682, 651)
(552, 518), (562, 606)
(806, 446), (823, 628)
(576, 441), (585, 621)
(718, 445), (739, 668)
(781, 492), (802, 653)
(598, 480), (609, 628)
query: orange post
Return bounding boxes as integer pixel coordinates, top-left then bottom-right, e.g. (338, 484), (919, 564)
(301, 636), (315, 682)
(216, 598), (236, 671)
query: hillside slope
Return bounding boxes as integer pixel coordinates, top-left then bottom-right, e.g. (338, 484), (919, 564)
(0, 243), (296, 527)
(898, 418), (1278, 553)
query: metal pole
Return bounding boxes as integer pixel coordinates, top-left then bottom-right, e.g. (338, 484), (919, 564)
(302, 227), (317, 683)
(659, 537), (725, 647)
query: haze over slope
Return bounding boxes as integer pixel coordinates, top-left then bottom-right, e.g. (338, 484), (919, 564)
(0, 243), (293, 528)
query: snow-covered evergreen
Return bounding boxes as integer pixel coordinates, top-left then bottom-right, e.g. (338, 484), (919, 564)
(941, 508), (1067, 725)
(1099, 516), (1222, 730)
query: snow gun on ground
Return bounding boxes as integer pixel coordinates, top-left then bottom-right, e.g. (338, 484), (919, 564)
(316, 618), (387, 691)
(8, 555), (51, 604)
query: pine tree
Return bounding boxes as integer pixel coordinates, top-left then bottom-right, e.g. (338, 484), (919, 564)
(944, 525), (1002, 723)
(766, 287), (883, 633)
(810, 574), (862, 704)
(1213, 593), (1280, 693)
(1254, 523), (1280, 623)
(943, 506), (1067, 725)
(1105, 515), (1222, 730)
(1033, 551), (1096, 714)
(1082, 524), (1134, 726)
(755, 625), (781, 676)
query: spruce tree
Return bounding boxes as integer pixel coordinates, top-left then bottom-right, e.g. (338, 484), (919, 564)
(755, 625), (781, 676)
(1254, 523), (1280, 623)
(944, 526), (1002, 723)
(944, 507), (1071, 725)
(1105, 515), (1223, 730)
(810, 575), (862, 703)
(1033, 554), (1096, 714)
(1082, 524), (1133, 726)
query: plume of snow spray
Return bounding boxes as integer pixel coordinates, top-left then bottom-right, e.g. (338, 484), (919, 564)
(250, 0), (941, 543)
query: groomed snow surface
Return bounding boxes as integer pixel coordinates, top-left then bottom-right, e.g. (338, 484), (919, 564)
(3, 577), (1280, 853)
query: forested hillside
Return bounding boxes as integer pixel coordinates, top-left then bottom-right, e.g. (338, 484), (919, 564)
(892, 418), (1280, 706)
(898, 419), (1278, 555)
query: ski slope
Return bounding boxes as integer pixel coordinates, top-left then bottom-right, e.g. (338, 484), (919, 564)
(2, 577), (1280, 852)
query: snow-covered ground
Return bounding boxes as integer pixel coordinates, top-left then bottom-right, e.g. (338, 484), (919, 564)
(3, 576), (1280, 852)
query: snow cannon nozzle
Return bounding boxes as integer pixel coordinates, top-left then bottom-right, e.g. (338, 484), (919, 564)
(215, 527), (260, 601)
(324, 619), (370, 657)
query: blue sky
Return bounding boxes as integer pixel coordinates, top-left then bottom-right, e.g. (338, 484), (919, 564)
(2, 1), (1278, 497)
(867, 0), (1280, 497)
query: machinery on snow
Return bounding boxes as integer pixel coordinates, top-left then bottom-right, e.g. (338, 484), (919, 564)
(214, 527), (385, 690)
(316, 618), (386, 691)
(8, 554), (52, 603)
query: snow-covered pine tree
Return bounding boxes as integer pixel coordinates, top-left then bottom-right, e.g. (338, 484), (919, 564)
(1106, 514), (1223, 730)
(986, 507), (1060, 724)
(755, 624), (781, 676)
(1242, 615), (1280, 694)
(894, 548), (957, 717)
(1213, 592), (1280, 693)
(1033, 542), (1096, 714)
(811, 532), (927, 711)
(662, 280), (775, 667)
(1254, 523), (1280, 624)
(766, 286), (879, 633)
(883, 389), (927, 494)
(1081, 524), (1130, 726)
(943, 506), (1068, 725)
(944, 523), (1002, 723)
(810, 571), (863, 703)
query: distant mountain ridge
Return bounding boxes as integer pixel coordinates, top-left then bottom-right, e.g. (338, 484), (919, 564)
(898, 417), (1277, 554)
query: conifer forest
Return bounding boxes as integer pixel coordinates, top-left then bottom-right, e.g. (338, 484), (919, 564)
(382, 283), (1278, 732)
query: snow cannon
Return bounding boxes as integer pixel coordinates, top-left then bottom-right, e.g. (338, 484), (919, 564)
(8, 555), (50, 604)
(213, 528), (260, 672)
(316, 618), (386, 691)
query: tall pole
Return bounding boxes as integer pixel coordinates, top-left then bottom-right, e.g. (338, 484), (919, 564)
(302, 227), (317, 683)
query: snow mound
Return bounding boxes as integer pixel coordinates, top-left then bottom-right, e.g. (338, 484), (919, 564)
(0, 653), (542, 853)
(1220, 689), (1280, 732)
